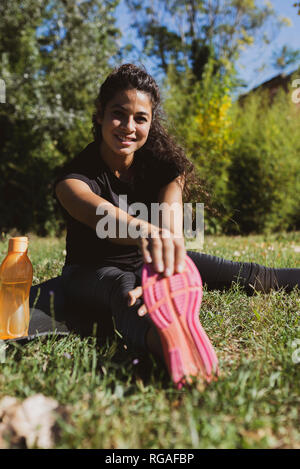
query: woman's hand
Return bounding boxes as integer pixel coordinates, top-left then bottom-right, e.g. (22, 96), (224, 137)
(128, 286), (148, 316)
(137, 225), (186, 277)
(129, 226), (186, 317)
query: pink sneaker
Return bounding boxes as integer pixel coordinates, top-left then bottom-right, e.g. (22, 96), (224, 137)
(142, 255), (219, 388)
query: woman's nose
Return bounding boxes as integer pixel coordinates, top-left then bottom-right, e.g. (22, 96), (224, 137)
(121, 116), (135, 132)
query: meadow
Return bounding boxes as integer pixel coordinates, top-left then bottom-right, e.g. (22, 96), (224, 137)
(0, 232), (299, 449)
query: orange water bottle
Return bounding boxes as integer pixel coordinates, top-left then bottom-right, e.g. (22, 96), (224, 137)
(0, 237), (33, 339)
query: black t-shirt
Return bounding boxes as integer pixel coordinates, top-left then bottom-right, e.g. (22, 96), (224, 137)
(54, 141), (181, 271)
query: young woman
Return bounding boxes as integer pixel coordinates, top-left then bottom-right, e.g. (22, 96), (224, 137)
(27, 64), (299, 385)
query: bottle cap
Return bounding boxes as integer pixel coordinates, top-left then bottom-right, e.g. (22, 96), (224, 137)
(8, 237), (28, 253)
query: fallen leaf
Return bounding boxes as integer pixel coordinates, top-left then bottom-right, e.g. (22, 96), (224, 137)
(0, 394), (67, 449)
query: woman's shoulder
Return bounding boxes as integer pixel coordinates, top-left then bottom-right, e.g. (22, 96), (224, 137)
(62, 141), (101, 176)
(54, 141), (104, 193)
(58, 141), (105, 179)
(136, 150), (181, 186)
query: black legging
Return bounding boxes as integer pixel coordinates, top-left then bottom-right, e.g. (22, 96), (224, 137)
(21, 250), (299, 351)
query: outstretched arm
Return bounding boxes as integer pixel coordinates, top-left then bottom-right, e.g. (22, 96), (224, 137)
(55, 177), (185, 275)
(56, 178), (143, 244)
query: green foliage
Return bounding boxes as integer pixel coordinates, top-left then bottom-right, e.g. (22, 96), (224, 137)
(227, 77), (300, 233)
(163, 63), (300, 234)
(163, 60), (235, 233)
(272, 45), (300, 72)
(0, 0), (120, 235)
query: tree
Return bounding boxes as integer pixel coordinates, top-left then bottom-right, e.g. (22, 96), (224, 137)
(125, 0), (283, 81)
(272, 45), (300, 72)
(0, 0), (120, 234)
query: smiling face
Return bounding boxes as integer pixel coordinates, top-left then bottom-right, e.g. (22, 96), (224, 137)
(97, 88), (152, 168)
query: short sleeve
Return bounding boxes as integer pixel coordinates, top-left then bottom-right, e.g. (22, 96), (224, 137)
(53, 142), (101, 199)
(54, 172), (94, 191)
(155, 159), (181, 190)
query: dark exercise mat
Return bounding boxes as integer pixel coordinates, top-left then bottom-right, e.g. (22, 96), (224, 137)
(2, 275), (114, 346)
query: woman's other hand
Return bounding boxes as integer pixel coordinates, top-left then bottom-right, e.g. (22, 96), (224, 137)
(127, 286), (148, 316)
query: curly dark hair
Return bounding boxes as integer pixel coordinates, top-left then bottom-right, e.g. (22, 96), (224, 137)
(92, 63), (211, 205)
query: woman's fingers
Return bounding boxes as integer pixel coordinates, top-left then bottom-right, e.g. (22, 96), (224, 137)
(138, 228), (186, 277)
(157, 231), (186, 277)
(138, 303), (148, 317)
(174, 237), (186, 273)
(128, 286), (143, 306)
(138, 237), (152, 264)
(161, 235), (175, 277)
(127, 287), (148, 316)
(148, 235), (164, 273)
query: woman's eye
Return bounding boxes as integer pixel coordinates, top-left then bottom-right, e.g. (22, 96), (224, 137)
(112, 111), (147, 123)
(113, 111), (123, 117)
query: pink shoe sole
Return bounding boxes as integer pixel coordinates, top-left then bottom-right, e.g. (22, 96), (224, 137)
(142, 255), (219, 388)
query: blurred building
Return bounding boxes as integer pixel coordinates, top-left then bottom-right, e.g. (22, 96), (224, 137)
(239, 69), (300, 107)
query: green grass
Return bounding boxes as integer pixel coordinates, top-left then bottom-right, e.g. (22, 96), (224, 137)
(0, 231), (299, 449)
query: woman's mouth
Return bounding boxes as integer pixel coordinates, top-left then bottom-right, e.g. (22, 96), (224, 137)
(115, 134), (136, 146)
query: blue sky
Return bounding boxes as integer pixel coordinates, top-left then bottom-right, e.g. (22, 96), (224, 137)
(114, 0), (300, 94)
(236, 0), (300, 92)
